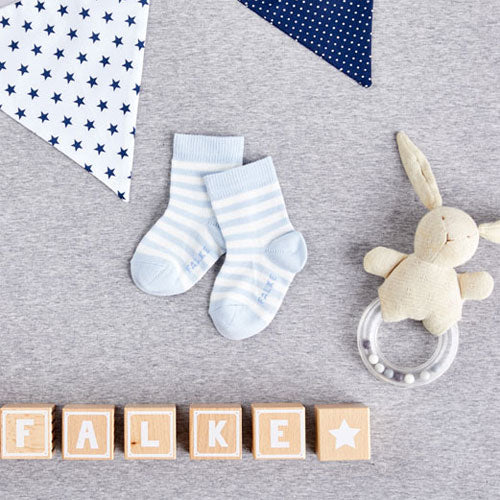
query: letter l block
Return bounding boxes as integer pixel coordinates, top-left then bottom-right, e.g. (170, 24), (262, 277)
(124, 404), (176, 460)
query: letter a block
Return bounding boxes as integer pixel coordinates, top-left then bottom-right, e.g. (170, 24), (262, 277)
(0, 404), (55, 459)
(189, 404), (242, 460)
(124, 404), (176, 460)
(252, 403), (305, 460)
(315, 404), (371, 461)
(62, 405), (114, 460)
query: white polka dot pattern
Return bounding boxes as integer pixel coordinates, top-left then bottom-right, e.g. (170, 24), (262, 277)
(239, 0), (373, 87)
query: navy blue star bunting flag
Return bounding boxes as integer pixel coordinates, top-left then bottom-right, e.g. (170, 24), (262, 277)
(238, 0), (373, 87)
(0, 0), (150, 201)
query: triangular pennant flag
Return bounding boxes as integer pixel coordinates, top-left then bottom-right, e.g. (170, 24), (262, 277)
(0, 0), (150, 201)
(238, 0), (373, 87)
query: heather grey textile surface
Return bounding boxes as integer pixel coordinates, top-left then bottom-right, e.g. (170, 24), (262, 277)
(0, 1), (499, 498)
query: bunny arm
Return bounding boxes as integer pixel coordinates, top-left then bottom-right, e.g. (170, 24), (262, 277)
(458, 271), (494, 301)
(364, 247), (408, 278)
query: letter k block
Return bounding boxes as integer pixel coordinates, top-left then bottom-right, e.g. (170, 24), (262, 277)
(189, 404), (242, 460)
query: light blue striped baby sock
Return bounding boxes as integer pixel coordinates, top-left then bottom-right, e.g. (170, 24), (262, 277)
(204, 157), (307, 340)
(131, 134), (244, 296)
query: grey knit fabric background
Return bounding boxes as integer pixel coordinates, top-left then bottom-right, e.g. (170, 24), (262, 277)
(1, 1), (499, 498)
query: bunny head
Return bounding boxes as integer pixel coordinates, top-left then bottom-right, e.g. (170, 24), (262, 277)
(364, 133), (500, 335)
(414, 208), (479, 267)
(396, 132), (500, 268)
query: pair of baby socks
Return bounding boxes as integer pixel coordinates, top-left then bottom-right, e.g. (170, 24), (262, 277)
(131, 134), (307, 340)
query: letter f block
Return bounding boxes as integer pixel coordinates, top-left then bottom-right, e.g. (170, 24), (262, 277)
(1, 404), (55, 459)
(189, 404), (242, 460)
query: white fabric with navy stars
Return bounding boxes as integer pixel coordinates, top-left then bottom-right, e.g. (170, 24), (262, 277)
(0, 0), (150, 201)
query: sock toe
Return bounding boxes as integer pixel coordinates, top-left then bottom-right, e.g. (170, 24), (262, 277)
(130, 255), (185, 296)
(209, 302), (269, 340)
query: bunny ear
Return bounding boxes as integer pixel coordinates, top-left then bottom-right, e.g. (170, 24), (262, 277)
(479, 221), (500, 243)
(396, 132), (443, 210)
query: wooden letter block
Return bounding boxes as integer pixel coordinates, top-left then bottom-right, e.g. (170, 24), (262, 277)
(189, 404), (242, 460)
(252, 403), (305, 460)
(0, 404), (55, 459)
(315, 404), (371, 461)
(62, 405), (114, 460)
(124, 404), (176, 460)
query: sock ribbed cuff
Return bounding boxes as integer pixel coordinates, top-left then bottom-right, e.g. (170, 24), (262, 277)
(204, 157), (277, 201)
(173, 134), (244, 165)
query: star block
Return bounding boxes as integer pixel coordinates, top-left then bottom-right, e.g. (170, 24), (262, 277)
(124, 404), (176, 460)
(315, 404), (371, 461)
(0, 404), (55, 459)
(189, 404), (242, 460)
(252, 403), (305, 460)
(62, 404), (114, 460)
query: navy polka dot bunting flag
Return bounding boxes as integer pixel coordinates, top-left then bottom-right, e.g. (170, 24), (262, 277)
(0, 0), (150, 201)
(239, 0), (373, 87)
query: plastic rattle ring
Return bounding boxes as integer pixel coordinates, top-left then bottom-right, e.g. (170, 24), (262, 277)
(357, 299), (459, 387)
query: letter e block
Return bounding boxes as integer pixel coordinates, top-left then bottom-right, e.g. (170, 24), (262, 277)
(124, 404), (176, 460)
(1, 404), (55, 459)
(252, 403), (305, 460)
(62, 404), (114, 460)
(189, 404), (242, 460)
(315, 404), (370, 461)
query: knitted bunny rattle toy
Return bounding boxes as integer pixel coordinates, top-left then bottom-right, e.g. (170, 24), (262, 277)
(358, 132), (500, 387)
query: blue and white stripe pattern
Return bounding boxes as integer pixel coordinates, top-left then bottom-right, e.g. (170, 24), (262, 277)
(205, 157), (307, 340)
(131, 134), (244, 296)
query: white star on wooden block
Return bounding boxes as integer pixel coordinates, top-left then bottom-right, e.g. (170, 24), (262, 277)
(329, 419), (360, 450)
